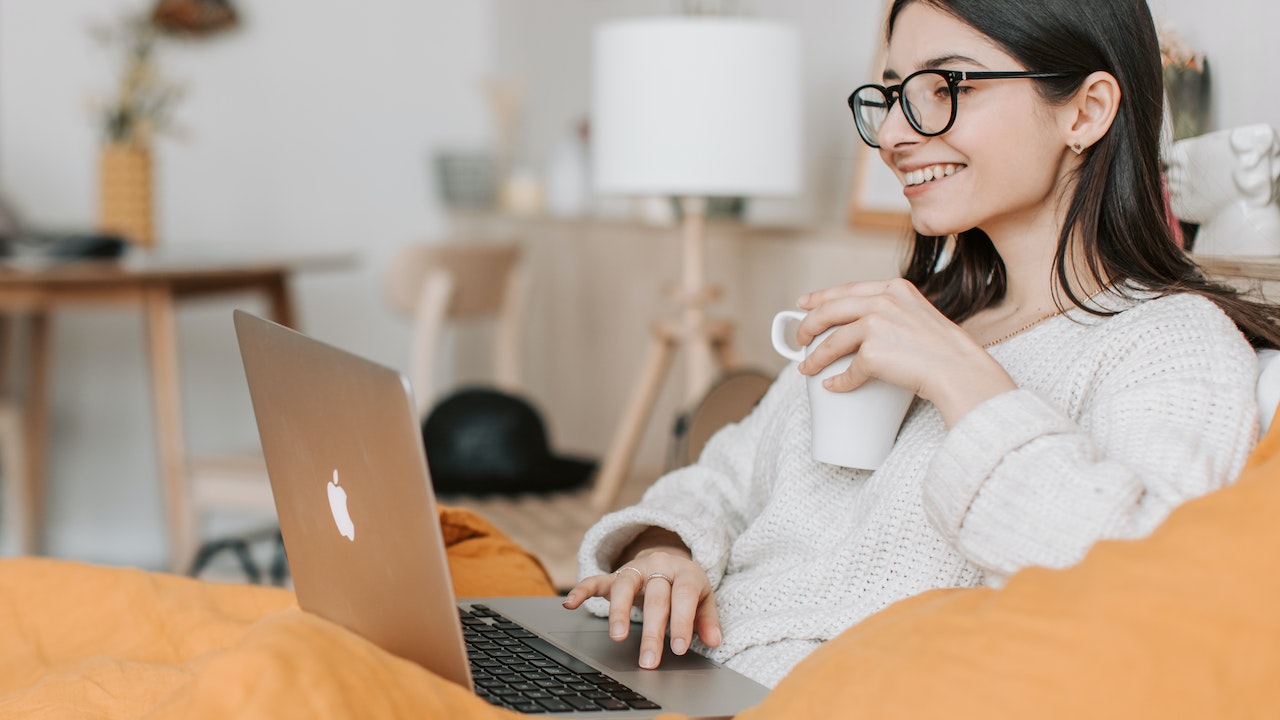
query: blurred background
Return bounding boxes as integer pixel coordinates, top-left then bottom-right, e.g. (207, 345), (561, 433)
(0, 0), (1275, 573)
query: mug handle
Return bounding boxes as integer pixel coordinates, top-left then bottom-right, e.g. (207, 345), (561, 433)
(770, 310), (807, 362)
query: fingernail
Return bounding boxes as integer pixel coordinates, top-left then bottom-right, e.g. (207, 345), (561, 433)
(797, 294), (808, 307)
(640, 651), (657, 668)
(707, 627), (722, 646)
(671, 637), (687, 655)
(610, 622), (625, 639)
(562, 593), (575, 605)
(823, 377), (834, 389)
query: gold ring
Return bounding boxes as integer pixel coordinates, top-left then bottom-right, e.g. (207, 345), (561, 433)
(613, 566), (644, 583)
(646, 572), (674, 585)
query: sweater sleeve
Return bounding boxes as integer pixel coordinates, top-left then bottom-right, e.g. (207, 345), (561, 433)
(576, 366), (799, 590)
(922, 300), (1259, 585)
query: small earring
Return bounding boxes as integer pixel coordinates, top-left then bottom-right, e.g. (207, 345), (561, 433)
(1070, 142), (1083, 155)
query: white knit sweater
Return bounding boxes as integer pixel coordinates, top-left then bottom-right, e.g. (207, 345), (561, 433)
(577, 291), (1259, 687)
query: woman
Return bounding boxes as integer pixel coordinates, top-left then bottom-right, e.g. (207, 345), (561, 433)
(564, 0), (1280, 688)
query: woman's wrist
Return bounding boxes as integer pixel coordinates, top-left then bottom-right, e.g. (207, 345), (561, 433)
(614, 527), (691, 569)
(927, 349), (1018, 428)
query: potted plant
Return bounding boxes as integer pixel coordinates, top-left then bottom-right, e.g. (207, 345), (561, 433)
(90, 13), (184, 248)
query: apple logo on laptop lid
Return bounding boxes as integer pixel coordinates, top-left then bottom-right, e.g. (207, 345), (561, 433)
(327, 469), (356, 541)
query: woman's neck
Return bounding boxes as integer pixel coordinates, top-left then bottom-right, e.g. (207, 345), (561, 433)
(986, 225), (1104, 316)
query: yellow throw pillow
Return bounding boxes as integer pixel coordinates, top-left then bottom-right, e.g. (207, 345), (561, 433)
(744, 412), (1280, 719)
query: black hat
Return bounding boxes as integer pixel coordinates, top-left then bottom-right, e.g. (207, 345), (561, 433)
(421, 387), (597, 495)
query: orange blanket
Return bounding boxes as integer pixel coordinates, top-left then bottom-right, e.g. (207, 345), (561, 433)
(0, 506), (562, 719)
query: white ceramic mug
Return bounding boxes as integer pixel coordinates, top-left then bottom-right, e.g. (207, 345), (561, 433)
(771, 310), (915, 470)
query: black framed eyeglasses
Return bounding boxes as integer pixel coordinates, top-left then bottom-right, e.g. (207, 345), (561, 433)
(848, 69), (1072, 148)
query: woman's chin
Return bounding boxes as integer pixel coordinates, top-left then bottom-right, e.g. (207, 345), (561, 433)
(909, 216), (962, 237)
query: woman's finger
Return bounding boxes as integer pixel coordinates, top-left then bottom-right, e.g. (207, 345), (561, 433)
(693, 594), (723, 648)
(638, 573), (674, 669)
(665, 573), (704, 655)
(797, 278), (900, 310)
(606, 568), (644, 641)
(799, 320), (868, 380)
(561, 574), (612, 609)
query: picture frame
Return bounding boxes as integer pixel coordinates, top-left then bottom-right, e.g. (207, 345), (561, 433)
(846, 144), (912, 231)
(846, 0), (912, 232)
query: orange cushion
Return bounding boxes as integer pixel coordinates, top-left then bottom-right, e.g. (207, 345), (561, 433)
(439, 505), (557, 597)
(743, 411), (1280, 719)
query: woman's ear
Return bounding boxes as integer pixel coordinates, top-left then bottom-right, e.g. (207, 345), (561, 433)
(1063, 71), (1121, 152)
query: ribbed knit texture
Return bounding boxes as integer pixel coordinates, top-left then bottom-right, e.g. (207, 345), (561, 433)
(578, 291), (1259, 687)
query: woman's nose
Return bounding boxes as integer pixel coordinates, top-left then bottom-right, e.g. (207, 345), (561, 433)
(876, 98), (923, 149)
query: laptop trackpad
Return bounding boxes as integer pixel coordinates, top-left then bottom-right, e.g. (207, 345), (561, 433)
(547, 631), (718, 674)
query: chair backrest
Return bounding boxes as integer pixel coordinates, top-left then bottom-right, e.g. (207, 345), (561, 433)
(384, 242), (528, 416)
(666, 369), (774, 471)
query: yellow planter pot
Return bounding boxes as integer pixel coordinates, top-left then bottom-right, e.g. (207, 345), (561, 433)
(98, 144), (155, 247)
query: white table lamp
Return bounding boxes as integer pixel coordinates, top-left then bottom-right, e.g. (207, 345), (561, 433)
(588, 17), (801, 510)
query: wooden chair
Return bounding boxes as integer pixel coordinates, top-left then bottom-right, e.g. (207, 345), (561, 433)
(383, 242), (527, 417)
(386, 241), (602, 589)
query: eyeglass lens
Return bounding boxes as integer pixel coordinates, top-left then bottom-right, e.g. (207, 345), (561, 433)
(853, 71), (955, 147)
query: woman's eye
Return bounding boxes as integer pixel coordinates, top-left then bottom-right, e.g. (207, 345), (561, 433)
(954, 85), (975, 96)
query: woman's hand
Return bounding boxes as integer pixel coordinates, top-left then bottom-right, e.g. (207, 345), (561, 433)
(562, 529), (721, 670)
(795, 277), (1015, 427)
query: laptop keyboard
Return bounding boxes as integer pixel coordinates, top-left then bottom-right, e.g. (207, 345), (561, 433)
(460, 604), (661, 714)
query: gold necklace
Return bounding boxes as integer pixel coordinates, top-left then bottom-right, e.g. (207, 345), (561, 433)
(980, 308), (1065, 349)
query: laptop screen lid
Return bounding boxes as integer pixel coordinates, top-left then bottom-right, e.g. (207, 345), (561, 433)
(234, 309), (472, 689)
(234, 310), (772, 718)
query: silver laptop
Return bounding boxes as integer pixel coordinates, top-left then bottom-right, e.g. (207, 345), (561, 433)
(233, 310), (769, 719)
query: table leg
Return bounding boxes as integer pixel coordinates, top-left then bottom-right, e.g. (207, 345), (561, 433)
(264, 272), (297, 328)
(20, 312), (50, 556)
(144, 287), (193, 573)
(589, 326), (678, 513)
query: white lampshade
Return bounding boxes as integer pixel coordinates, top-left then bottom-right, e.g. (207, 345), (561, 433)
(591, 17), (802, 198)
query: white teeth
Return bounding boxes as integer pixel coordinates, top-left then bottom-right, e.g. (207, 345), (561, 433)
(904, 163), (964, 187)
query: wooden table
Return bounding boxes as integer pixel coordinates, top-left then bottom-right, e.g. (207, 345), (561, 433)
(1194, 254), (1280, 283)
(0, 246), (353, 571)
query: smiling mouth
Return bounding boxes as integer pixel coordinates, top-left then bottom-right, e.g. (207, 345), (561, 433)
(903, 164), (966, 187)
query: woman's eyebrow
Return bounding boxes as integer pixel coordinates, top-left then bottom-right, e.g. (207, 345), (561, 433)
(922, 53), (985, 69)
(882, 53), (986, 83)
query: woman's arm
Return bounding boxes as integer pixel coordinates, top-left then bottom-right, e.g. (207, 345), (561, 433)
(924, 302), (1258, 583)
(565, 368), (798, 668)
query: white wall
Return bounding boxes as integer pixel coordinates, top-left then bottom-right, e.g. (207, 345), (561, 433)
(1, 0), (1276, 570)
(1150, 0), (1280, 131)
(0, 0), (496, 567)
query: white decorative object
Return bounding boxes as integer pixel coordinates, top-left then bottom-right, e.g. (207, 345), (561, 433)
(545, 124), (590, 218)
(587, 16), (802, 510)
(1167, 124), (1280, 256)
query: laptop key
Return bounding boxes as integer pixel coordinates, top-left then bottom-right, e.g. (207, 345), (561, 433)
(626, 699), (662, 710)
(562, 695), (603, 711)
(595, 698), (629, 711)
(520, 637), (601, 675)
(490, 687), (521, 697)
(510, 702), (546, 714)
(548, 686), (579, 697)
(535, 698), (574, 713)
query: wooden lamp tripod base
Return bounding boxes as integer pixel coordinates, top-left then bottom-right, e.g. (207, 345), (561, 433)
(588, 197), (737, 512)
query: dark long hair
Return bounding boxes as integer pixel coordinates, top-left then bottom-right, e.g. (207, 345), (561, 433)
(888, 0), (1280, 349)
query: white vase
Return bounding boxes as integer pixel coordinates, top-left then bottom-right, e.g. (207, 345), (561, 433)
(544, 131), (589, 218)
